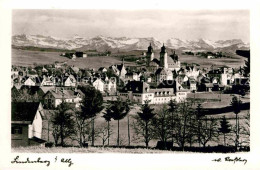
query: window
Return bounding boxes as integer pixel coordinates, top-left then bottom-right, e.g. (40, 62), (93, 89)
(11, 127), (22, 134)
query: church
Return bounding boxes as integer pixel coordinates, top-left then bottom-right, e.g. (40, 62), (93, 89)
(146, 43), (181, 83)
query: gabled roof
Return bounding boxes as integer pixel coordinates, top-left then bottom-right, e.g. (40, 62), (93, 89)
(25, 76), (43, 84)
(205, 83), (214, 88)
(45, 88), (84, 99)
(12, 102), (41, 123)
(121, 81), (149, 93)
(20, 85), (44, 95)
(152, 58), (160, 65)
(155, 68), (172, 75)
(116, 64), (124, 71)
(157, 80), (177, 93)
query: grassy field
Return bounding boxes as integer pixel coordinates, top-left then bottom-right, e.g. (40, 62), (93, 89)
(12, 146), (175, 153)
(187, 92), (250, 108)
(12, 48), (246, 69)
(12, 49), (128, 69)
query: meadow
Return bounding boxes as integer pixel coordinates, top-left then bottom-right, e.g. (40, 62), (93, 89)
(12, 49), (125, 69)
(12, 48), (246, 69)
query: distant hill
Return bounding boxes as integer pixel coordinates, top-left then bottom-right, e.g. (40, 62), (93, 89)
(12, 34), (250, 52)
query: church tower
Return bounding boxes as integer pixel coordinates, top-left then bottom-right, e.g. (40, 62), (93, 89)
(160, 44), (168, 68)
(146, 43), (154, 66)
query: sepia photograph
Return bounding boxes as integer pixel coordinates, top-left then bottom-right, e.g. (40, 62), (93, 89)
(10, 9), (250, 153)
(1, 0), (260, 169)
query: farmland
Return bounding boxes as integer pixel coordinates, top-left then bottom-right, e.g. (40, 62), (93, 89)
(12, 48), (246, 70)
(11, 49), (125, 69)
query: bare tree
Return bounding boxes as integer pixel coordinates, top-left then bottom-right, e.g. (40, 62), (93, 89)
(231, 96), (242, 150)
(199, 117), (219, 147)
(173, 101), (194, 151)
(102, 105), (113, 146)
(132, 100), (155, 148)
(97, 123), (113, 146)
(240, 111), (250, 146)
(168, 99), (177, 144)
(152, 104), (172, 150)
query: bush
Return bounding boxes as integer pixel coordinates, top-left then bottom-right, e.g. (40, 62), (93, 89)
(155, 141), (173, 150)
(45, 142), (54, 148)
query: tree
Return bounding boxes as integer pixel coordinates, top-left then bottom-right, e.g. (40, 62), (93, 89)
(168, 99), (177, 144)
(132, 100), (155, 148)
(97, 123), (113, 146)
(241, 111), (250, 147)
(74, 85), (104, 147)
(51, 102), (75, 146)
(102, 104), (113, 146)
(195, 103), (204, 147)
(199, 117), (218, 147)
(173, 101), (194, 151)
(231, 96), (242, 150)
(243, 56), (250, 77)
(125, 99), (133, 146)
(152, 104), (172, 150)
(110, 98), (129, 146)
(218, 116), (231, 146)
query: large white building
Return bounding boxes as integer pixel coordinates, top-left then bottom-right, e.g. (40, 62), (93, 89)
(118, 81), (187, 104)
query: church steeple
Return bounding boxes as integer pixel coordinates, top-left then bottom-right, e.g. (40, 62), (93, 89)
(160, 44), (168, 68)
(161, 43), (166, 53)
(148, 42), (153, 53)
(122, 57), (125, 65)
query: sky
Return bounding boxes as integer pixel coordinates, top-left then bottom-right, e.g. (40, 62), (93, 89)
(12, 9), (250, 42)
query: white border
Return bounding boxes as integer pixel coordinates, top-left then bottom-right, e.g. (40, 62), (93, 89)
(1, 0), (260, 169)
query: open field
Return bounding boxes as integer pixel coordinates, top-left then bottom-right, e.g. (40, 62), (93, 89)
(12, 146), (175, 153)
(12, 49), (128, 69)
(12, 48), (246, 69)
(187, 92), (250, 108)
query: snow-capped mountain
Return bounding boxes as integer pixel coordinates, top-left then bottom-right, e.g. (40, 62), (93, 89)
(12, 34), (249, 52)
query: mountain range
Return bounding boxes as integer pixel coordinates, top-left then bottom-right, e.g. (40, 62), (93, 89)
(12, 34), (250, 52)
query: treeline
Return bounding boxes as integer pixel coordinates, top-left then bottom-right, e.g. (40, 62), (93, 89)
(46, 88), (250, 152)
(196, 51), (231, 58)
(12, 45), (75, 53)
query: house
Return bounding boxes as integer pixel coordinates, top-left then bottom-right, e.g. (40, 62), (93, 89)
(104, 78), (117, 95)
(189, 78), (197, 91)
(185, 65), (200, 79)
(24, 76), (43, 86)
(92, 78), (105, 92)
(19, 85), (46, 100)
(42, 67), (48, 73)
(98, 67), (107, 73)
(11, 102), (46, 147)
(41, 75), (55, 86)
(70, 66), (80, 74)
(116, 63), (127, 79)
(119, 81), (153, 104)
(75, 52), (87, 58)
(119, 81), (187, 104)
(43, 87), (84, 108)
(63, 75), (77, 87)
(124, 72), (140, 84)
(155, 68), (173, 84)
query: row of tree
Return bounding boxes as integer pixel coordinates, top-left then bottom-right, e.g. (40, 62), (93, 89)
(50, 86), (249, 150)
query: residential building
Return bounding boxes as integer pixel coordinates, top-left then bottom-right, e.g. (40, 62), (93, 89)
(43, 88), (84, 108)
(11, 102), (46, 147)
(119, 81), (187, 104)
